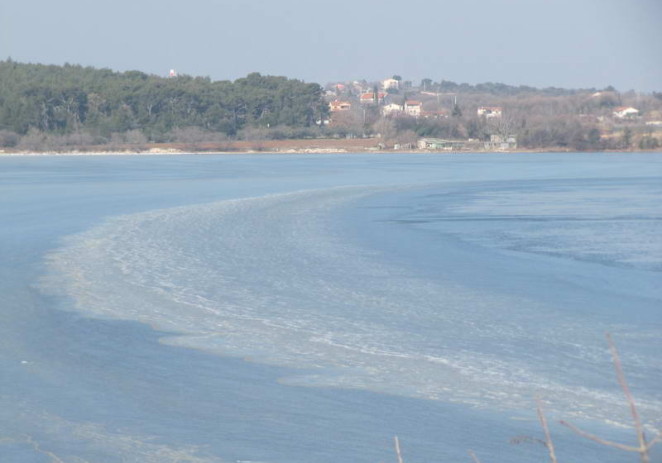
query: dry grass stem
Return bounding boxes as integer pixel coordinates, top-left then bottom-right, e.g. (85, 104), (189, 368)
(467, 449), (482, 463)
(559, 333), (661, 463)
(394, 436), (404, 463)
(536, 398), (559, 463)
(559, 419), (640, 452)
(607, 333), (647, 449)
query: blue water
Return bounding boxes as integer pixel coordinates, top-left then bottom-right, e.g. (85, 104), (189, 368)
(1, 153), (660, 463)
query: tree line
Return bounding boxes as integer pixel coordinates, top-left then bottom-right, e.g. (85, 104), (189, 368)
(0, 60), (328, 148)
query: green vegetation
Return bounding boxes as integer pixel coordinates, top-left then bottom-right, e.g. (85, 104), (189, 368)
(421, 79), (589, 96)
(0, 60), (328, 148)
(1, 59), (661, 152)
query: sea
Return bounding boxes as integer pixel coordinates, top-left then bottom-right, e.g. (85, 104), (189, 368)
(0, 152), (660, 463)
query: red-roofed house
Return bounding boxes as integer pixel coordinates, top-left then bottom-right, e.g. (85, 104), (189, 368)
(404, 100), (422, 117)
(330, 100), (352, 112)
(360, 92), (386, 105)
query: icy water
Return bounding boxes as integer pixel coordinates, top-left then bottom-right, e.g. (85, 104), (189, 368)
(1, 153), (660, 463)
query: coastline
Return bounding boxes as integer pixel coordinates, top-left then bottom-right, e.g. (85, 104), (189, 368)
(2, 143), (660, 157)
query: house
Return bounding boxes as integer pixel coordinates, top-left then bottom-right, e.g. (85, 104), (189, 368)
(477, 106), (503, 118)
(382, 78), (400, 90)
(613, 106), (639, 119)
(382, 103), (403, 116)
(329, 100), (352, 112)
(404, 100), (422, 117)
(360, 92), (386, 105)
(421, 110), (448, 119)
(484, 134), (517, 151)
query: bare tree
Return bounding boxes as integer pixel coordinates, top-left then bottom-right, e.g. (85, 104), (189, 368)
(374, 118), (398, 148)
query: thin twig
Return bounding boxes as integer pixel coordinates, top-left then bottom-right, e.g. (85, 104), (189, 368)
(606, 333), (648, 457)
(560, 420), (639, 452)
(394, 436), (404, 463)
(646, 431), (662, 449)
(536, 398), (559, 463)
(510, 435), (546, 447)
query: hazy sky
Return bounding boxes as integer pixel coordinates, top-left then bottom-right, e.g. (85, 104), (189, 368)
(1, 0), (661, 91)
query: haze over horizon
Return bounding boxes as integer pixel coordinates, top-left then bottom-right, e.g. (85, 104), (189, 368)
(1, 0), (661, 92)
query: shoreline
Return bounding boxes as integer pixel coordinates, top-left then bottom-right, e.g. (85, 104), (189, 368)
(2, 147), (661, 157)
(0, 138), (375, 156)
(1, 137), (660, 157)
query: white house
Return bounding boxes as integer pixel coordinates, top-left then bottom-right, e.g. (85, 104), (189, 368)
(404, 100), (422, 117)
(382, 78), (400, 90)
(613, 106), (639, 119)
(421, 110), (448, 119)
(382, 103), (403, 116)
(477, 106), (503, 118)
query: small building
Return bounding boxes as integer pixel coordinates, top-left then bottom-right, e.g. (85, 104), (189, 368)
(613, 106), (639, 119)
(404, 100), (422, 117)
(484, 134), (517, 151)
(360, 92), (386, 105)
(417, 138), (465, 150)
(329, 100), (352, 112)
(477, 106), (503, 118)
(382, 103), (403, 116)
(421, 110), (448, 119)
(382, 78), (400, 90)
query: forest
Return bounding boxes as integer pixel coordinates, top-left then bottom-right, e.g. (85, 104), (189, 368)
(0, 60), (327, 149)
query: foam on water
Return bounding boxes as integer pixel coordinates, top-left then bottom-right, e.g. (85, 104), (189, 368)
(41, 183), (662, 432)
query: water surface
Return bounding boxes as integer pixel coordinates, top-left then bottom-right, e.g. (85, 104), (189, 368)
(1, 153), (660, 463)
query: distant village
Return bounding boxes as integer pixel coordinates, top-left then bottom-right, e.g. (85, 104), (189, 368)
(320, 75), (662, 152)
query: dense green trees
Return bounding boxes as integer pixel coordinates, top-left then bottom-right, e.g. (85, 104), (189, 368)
(0, 60), (328, 144)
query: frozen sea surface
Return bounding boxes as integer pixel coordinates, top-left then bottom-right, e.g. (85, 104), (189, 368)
(1, 153), (661, 463)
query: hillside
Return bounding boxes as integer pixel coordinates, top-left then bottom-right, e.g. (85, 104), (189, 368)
(1, 61), (661, 152)
(324, 77), (662, 151)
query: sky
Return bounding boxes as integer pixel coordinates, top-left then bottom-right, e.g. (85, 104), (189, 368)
(1, 0), (661, 91)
